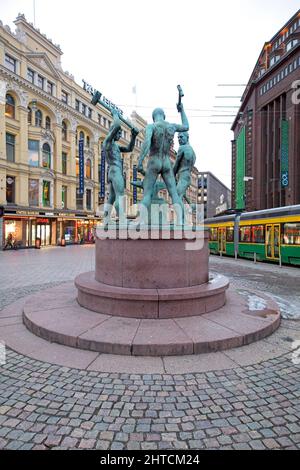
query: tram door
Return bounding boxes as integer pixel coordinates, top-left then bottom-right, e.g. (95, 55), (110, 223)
(266, 224), (281, 260)
(218, 227), (227, 254)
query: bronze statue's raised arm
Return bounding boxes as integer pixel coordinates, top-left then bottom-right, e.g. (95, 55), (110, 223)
(173, 103), (189, 133)
(103, 110), (122, 149)
(137, 124), (153, 175)
(119, 128), (139, 153)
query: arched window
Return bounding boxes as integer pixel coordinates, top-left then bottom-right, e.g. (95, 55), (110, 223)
(35, 109), (43, 127)
(79, 131), (84, 144)
(86, 159), (92, 179)
(5, 94), (15, 119)
(45, 116), (51, 130)
(62, 121), (67, 141)
(86, 136), (90, 148)
(28, 107), (32, 124)
(42, 143), (51, 169)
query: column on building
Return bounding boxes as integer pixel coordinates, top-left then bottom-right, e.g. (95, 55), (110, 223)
(0, 80), (6, 204)
(17, 104), (29, 206)
(54, 118), (62, 209)
(93, 136), (100, 212)
(69, 128), (77, 210)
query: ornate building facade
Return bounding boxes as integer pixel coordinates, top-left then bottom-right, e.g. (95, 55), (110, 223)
(231, 9), (300, 212)
(0, 14), (146, 248)
(0, 14), (199, 249)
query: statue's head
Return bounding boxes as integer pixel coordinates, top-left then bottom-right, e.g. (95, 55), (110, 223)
(114, 128), (122, 141)
(152, 108), (166, 122)
(178, 132), (189, 145)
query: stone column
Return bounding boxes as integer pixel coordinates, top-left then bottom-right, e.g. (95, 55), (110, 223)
(50, 180), (54, 208)
(18, 106), (29, 165)
(17, 173), (28, 206)
(54, 123), (62, 174)
(39, 179), (44, 207)
(0, 81), (6, 205)
(69, 184), (76, 210)
(0, 80), (7, 163)
(55, 180), (62, 209)
(93, 139), (99, 212)
(69, 130), (77, 177)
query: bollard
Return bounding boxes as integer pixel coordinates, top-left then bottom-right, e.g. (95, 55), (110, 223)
(279, 255), (282, 268)
(254, 252), (257, 264)
(235, 250), (238, 261)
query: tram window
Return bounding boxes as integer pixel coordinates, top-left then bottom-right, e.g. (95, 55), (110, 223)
(239, 226), (251, 243)
(209, 228), (218, 241)
(283, 223), (300, 245)
(252, 225), (265, 244)
(226, 227), (234, 242)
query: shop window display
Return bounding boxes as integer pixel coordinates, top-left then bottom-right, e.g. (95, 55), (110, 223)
(42, 181), (51, 207)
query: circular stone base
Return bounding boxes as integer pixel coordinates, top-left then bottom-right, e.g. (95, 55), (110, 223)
(75, 272), (229, 319)
(22, 283), (281, 357)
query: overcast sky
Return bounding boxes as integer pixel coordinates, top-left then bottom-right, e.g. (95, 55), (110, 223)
(1, 0), (300, 188)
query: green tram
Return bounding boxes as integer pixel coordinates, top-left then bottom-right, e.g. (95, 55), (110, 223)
(205, 205), (300, 266)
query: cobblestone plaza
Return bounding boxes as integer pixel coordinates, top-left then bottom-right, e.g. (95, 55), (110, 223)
(0, 246), (299, 450)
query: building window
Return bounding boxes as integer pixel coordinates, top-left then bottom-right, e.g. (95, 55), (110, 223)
(76, 188), (83, 210)
(28, 179), (39, 206)
(287, 39), (298, 52)
(88, 108), (92, 119)
(27, 68), (35, 83)
(42, 143), (51, 168)
(6, 176), (15, 204)
(45, 116), (51, 130)
(62, 152), (67, 175)
(35, 109), (43, 127)
(98, 113), (101, 124)
(61, 90), (68, 104)
(28, 140), (39, 167)
(37, 75), (44, 89)
(86, 189), (92, 210)
(75, 99), (80, 111)
(86, 136), (90, 148)
(5, 54), (16, 73)
(47, 82), (54, 95)
(62, 186), (67, 209)
(28, 106), (32, 124)
(42, 181), (51, 207)
(86, 159), (91, 179)
(81, 103), (86, 116)
(6, 133), (15, 162)
(79, 131), (84, 144)
(61, 121), (67, 141)
(5, 94), (15, 119)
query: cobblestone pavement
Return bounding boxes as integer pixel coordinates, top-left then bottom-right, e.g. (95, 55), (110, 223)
(0, 247), (299, 450)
